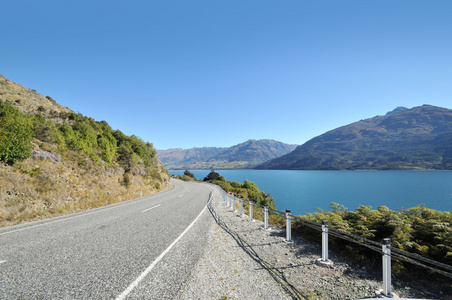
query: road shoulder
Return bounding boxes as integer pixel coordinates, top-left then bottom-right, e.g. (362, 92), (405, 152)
(176, 186), (292, 299)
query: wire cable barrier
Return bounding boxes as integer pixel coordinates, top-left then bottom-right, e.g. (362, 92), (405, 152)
(216, 185), (452, 281)
(207, 187), (308, 299)
(293, 215), (452, 279)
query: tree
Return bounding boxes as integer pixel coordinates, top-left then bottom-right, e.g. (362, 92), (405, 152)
(184, 170), (195, 179)
(203, 169), (220, 181)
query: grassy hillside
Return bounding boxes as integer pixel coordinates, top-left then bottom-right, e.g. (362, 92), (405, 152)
(0, 75), (169, 227)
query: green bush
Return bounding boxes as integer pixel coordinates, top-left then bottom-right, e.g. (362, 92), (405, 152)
(301, 203), (452, 265)
(32, 113), (64, 144)
(117, 145), (133, 172)
(71, 119), (98, 155)
(205, 172), (276, 210)
(112, 130), (157, 169)
(203, 169), (220, 181)
(97, 132), (117, 163)
(0, 101), (33, 163)
(0, 99), (158, 179)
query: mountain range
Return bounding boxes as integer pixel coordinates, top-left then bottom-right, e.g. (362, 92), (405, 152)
(158, 139), (298, 169)
(257, 105), (452, 170)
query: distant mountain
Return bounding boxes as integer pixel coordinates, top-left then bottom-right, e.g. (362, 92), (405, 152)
(257, 105), (452, 170)
(158, 139), (298, 169)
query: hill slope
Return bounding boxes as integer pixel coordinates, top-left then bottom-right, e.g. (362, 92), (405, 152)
(0, 75), (72, 116)
(0, 74), (169, 227)
(257, 105), (452, 170)
(158, 139), (298, 169)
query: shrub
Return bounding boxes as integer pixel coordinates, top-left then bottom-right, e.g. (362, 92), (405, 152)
(203, 169), (220, 181)
(123, 172), (131, 188)
(32, 114), (64, 144)
(58, 124), (77, 145)
(204, 171), (276, 210)
(117, 146), (133, 172)
(301, 202), (452, 267)
(98, 134), (117, 163)
(0, 101), (33, 163)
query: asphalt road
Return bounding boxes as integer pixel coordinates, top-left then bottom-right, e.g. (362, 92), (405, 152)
(0, 179), (214, 299)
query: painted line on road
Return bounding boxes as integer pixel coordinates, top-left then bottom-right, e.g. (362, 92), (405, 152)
(141, 204), (161, 213)
(0, 196), (157, 237)
(0, 260), (6, 264)
(116, 204), (208, 300)
(178, 194), (184, 198)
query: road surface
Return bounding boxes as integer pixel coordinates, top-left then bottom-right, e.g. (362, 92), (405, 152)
(0, 179), (213, 299)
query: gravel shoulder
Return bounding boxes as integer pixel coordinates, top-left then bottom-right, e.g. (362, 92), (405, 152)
(176, 185), (451, 300)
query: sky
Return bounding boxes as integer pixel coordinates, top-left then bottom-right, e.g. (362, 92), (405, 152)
(2, 0), (452, 150)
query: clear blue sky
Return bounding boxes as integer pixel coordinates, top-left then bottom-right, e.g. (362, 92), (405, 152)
(2, 1), (451, 149)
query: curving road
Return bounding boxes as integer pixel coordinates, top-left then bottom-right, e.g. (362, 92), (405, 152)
(0, 179), (214, 299)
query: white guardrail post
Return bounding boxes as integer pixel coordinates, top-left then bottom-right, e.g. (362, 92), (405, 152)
(249, 200), (253, 221)
(233, 195), (236, 212)
(322, 220), (328, 262)
(286, 210), (292, 242)
(240, 198), (244, 216)
(264, 205), (268, 229)
(382, 238), (392, 296)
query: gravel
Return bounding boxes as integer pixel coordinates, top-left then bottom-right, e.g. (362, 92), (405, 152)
(176, 186), (451, 300)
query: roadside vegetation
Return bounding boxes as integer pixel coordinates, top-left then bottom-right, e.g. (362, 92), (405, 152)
(190, 170), (451, 280)
(0, 90), (169, 227)
(182, 169), (195, 181)
(176, 169), (275, 206)
(175, 169), (280, 223)
(301, 203), (452, 266)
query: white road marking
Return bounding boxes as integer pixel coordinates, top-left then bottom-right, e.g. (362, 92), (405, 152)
(0, 260), (6, 264)
(116, 204), (208, 300)
(0, 196), (155, 237)
(141, 204), (161, 213)
(178, 194), (184, 198)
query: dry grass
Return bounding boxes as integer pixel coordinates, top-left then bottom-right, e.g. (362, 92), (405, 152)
(0, 75), (170, 227)
(0, 146), (170, 228)
(0, 74), (72, 116)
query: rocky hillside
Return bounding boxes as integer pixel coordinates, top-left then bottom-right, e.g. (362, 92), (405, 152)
(257, 105), (452, 170)
(0, 74), (170, 227)
(158, 139), (298, 169)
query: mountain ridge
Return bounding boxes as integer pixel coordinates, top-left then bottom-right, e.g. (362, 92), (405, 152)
(257, 105), (452, 170)
(158, 139), (298, 169)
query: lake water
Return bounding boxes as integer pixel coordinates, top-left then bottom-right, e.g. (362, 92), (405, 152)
(169, 170), (452, 215)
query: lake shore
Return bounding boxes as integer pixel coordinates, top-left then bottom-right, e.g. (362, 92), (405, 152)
(169, 170), (452, 214)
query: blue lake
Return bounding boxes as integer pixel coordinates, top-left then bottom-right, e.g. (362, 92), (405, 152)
(169, 170), (452, 215)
